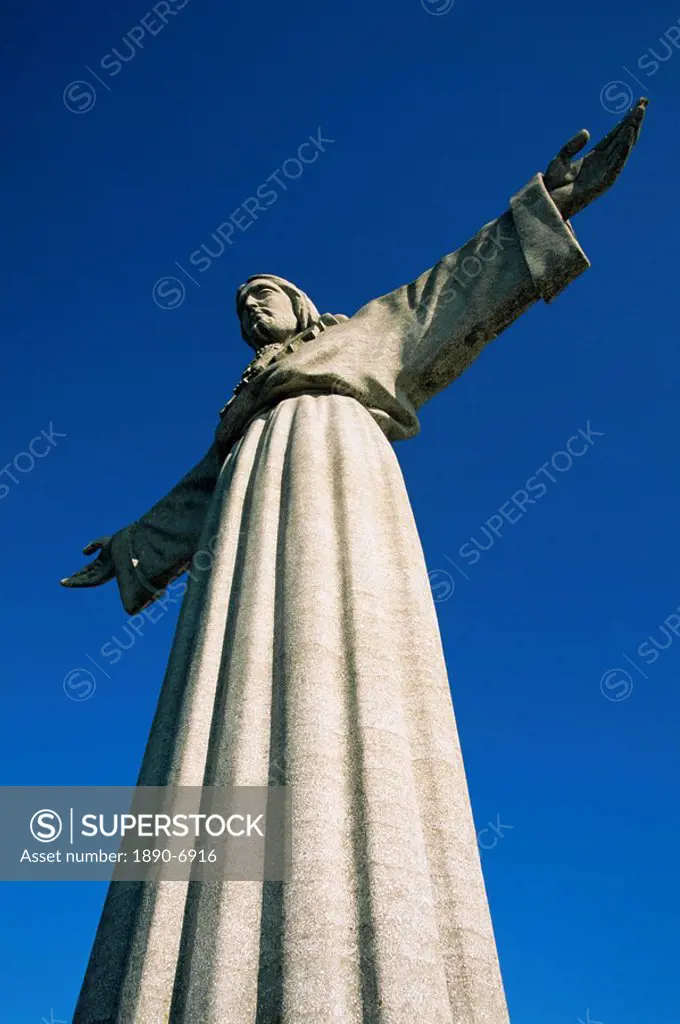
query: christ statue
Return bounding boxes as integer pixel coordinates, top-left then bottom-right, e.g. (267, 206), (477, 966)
(62, 101), (647, 1024)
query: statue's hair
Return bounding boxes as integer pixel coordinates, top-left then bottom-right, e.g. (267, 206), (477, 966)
(236, 275), (320, 346)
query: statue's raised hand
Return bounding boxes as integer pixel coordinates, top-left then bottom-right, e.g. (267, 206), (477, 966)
(544, 98), (648, 221)
(60, 537), (115, 589)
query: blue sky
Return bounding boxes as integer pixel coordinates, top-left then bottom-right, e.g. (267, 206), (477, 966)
(1, 0), (679, 1020)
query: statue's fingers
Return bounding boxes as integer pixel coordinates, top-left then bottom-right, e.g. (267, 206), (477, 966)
(60, 559), (111, 588)
(60, 566), (95, 587)
(592, 101), (646, 156)
(604, 119), (637, 164)
(83, 538), (105, 557)
(583, 126), (633, 182)
(586, 128), (636, 199)
(558, 129), (590, 161)
(626, 97), (648, 132)
(605, 126), (637, 175)
(591, 117), (628, 154)
(630, 98), (648, 143)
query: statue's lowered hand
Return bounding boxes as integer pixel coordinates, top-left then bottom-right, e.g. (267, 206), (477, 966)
(60, 537), (115, 589)
(544, 98), (648, 220)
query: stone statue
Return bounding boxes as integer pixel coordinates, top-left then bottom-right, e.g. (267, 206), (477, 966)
(62, 101), (647, 1024)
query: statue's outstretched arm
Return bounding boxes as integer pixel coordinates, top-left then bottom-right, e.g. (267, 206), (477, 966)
(361, 101), (647, 409)
(60, 443), (222, 614)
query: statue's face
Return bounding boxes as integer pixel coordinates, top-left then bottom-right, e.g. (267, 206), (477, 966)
(240, 280), (299, 350)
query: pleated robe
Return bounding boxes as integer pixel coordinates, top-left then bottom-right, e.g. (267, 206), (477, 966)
(73, 174), (590, 1024)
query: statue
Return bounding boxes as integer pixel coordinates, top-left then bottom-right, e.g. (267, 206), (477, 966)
(62, 101), (647, 1024)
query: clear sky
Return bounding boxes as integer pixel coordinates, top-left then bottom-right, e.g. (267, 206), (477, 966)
(1, 0), (679, 1020)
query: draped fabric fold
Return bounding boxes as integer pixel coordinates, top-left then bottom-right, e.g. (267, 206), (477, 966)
(74, 395), (508, 1023)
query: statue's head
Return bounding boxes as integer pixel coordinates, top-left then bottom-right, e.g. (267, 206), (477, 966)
(236, 275), (320, 352)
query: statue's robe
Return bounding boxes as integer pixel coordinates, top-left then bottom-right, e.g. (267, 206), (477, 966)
(75, 175), (589, 1024)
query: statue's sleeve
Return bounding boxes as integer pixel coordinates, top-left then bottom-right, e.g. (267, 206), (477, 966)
(357, 174), (590, 409)
(108, 443), (221, 614)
